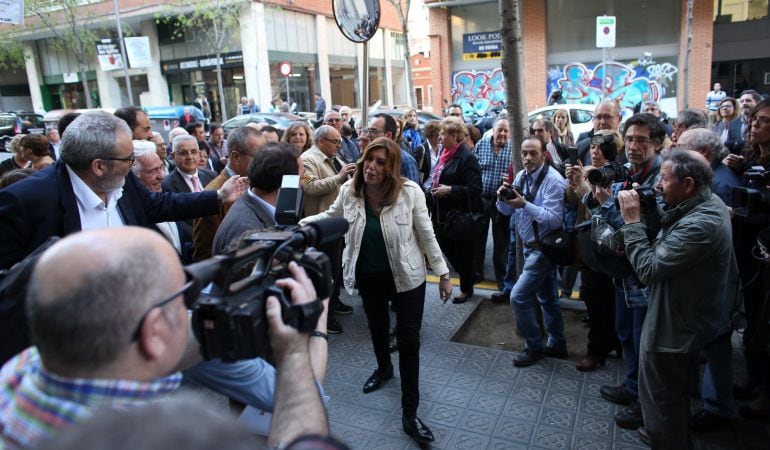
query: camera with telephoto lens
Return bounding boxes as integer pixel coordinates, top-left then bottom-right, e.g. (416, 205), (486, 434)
(185, 218), (348, 362)
(587, 161), (630, 187)
(733, 166), (770, 225)
(613, 185), (658, 214)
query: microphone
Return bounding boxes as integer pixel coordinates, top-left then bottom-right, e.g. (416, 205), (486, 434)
(295, 218), (349, 247)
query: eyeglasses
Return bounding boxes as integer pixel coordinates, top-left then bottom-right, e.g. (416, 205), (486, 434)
(176, 149), (200, 157)
(624, 136), (653, 144)
(751, 116), (770, 127)
(594, 114), (617, 121)
(101, 154), (136, 166)
(322, 137), (341, 145)
(130, 274), (198, 341)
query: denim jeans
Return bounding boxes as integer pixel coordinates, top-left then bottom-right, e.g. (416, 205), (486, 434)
(502, 216), (517, 293)
(184, 358), (277, 412)
(509, 248), (566, 351)
(615, 286), (647, 396)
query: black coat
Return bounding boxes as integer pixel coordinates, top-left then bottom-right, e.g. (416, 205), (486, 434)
(431, 143), (482, 224)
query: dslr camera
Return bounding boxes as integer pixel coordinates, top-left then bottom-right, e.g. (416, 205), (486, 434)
(498, 185), (519, 201)
(587, 162), (630, 187)
(185, 218), (348, 362)
(733, 166), (770, 224)
(614, 185), (658, 214)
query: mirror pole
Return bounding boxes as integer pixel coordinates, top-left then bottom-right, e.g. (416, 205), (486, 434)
(361, 41), (369, 132)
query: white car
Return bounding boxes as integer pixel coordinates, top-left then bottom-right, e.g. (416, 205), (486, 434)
(527, 104), (596, 145)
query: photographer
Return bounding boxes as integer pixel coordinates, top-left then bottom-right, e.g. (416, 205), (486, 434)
(616, 149), (740, 449)
(583, 113), (665, 430)
(0, 228), (330, 448)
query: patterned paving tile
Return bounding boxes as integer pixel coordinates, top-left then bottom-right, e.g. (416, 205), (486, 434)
(446, 429), (491, 449)
(492, 416), (536, 443)
(457, 409), (499, 434)
(501, 399), (541, 422)
(421, 366), (455, 384)
(447, 371), (484, 391)
(539, 407), (576, 429)
(486, 438), (529, 450)
(532, 425), (573, 449)
(365, 433), (414, 450)
(571, 433), (613, 450)
(511, 383), (546, 403)
(426, 402), (465, 427)
(456, 356), (493, 375)
(574, 414), (613, 438)
(468, 392), (506, 415)
(544, 390), (579, 410)
(330, 422), (374, 448)
(578, 397), (614, 418)
(477, 377), (513, 396)
(347, 408), (390, 431)
(549, 375), (582, 393)
(437, 385), (474, 408)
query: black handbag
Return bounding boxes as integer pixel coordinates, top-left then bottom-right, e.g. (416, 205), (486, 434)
(440, 191), (485, 242)
(539, 229), (577, 267)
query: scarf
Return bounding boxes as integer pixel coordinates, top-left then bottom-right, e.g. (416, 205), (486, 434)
(432, 142), (461, 187)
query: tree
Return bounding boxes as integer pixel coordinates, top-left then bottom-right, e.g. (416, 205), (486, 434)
(682, 0), (694, 109)
(159, 0), (246, 122)
(25, 0), (102, 109)
(385, 0), (417, 108)
(498, 0), (526, 275)
(0, 34), (25, 71)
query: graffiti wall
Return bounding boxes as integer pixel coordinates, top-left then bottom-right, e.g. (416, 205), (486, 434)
(451, 68), (507, 116)
(547, 53), (679, 115)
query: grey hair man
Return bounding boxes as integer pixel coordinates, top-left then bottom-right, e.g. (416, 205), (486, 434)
(577, 100), (622, 165)
(617, 149), (740, 448)
(676, 128), (741, 206)
(671, 108), (709, 145)
(324, 110), (359, 163)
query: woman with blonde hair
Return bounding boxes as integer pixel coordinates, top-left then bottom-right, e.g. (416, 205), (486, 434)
(553, 108), (575, 147)
(281, 121), (313, 154)
(301, 137), (452, 444)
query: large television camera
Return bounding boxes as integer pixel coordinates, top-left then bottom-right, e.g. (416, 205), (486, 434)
(733, 166), (770, 225)
(184, 218), (348, 362)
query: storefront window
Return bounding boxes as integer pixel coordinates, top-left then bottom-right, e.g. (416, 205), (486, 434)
(269, 62), (317, 112)
(369, 66), (386, 107)
(46, 80), (99, 110)
(330, 65), (359, 108)
(714, 0), (769, 22)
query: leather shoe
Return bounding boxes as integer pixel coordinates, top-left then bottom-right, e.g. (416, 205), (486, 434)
(334, 302), (353, 315)
(362, 367), (393, 394)
(512, 349), (545, 367)
(690, 409), (731, 431)
(615, 401), (644, 429)
(402, 416), (434, 443)
(452, 294), (471, 304)
(575, 355), (604, 372)
(489, 291), (510, 303)
(544, 346), (568, 359)
(327, 318), (342, 335)
(388, 333), (398, 353)
(600, 384), (636, 405)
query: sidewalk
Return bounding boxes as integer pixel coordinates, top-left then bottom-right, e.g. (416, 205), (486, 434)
(323, 281), (770, 449)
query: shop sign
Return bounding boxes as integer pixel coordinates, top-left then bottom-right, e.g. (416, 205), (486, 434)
(0, 0), (24, 24)
(162, 52), (244, 74)
(462, 32), (501, 54)
(463, 51), (502, 61)
(124, 36), (152, 68)
(96, 39), (124, 71)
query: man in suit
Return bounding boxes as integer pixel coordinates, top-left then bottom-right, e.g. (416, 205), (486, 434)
(324, 110), (359, 164)
(162, 135), (218, 262)
(726, 89), (762, 154)
(577, 101), (622, 165)
(46, 128), (61, 160)
(0, 111), (247, 270)
(192, 126), (266, 261)
(213, 142), (298, 255)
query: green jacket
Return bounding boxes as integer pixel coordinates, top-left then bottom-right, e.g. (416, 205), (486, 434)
(621, 190), (742, 353)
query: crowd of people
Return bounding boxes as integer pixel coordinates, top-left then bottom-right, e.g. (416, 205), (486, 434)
(0, 85), (768, 449)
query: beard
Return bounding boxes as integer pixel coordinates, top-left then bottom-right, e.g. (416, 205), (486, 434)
(94, 169), (127, 193)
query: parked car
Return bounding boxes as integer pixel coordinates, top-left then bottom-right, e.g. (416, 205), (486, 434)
(144, 105), (208, 141)
(0, 111), (45, 151)
(42, 109), (115, 136)
(352, 108), (444, 131)
(527, 104), (596, 144)
(222, 112), (307, 136)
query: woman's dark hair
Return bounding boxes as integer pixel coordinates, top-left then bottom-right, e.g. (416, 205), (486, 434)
(0, 168), (37, 189)
(20, 134), (50, 157)
(351, 137), (404, 206)
(744, 98), (770, 166)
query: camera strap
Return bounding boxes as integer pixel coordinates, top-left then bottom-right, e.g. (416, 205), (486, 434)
(515, 166), (549, 242)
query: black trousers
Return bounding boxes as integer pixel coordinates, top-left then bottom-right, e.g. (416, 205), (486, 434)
(318, 237), (344, 323)
(581, 269), (619, 359)
(473, 198), (510, 289)
(357, 271), (426, 418)
(437, 232), (476, 295)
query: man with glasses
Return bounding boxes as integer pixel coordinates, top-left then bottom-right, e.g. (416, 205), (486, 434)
(0, 111), (247, 270)
(671, 108), (708, 146)
(0, 227), (331, 448)
(577, 101), (622, 165)
(584, 113), (665, 431)
(301, 125), (357, 333)
(324, 110), (359, 164)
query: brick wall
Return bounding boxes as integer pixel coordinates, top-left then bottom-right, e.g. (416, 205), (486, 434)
(679, 0), (714, 110)
(522, 0), (547, 111)
(264, 0), (403, 30)
(428, 6), (451, 114)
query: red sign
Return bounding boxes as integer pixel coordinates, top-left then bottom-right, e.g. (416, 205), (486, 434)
(279, 61), (292, 76)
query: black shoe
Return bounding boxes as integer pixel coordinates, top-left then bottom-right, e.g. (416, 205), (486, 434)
(489, 291), (510, 303)
(615, 401), (644, 429)
(362, 367), (393, 394)
(334, 302), (353, 316)
(327, 318), (343, 335)
(690, 409), (731, 432)
(544, 346), (568, 359)
(402, 416), (435, 443)
(452, 294), (471, 304)
(389, 334), (398, 353)
(512, 349), (545, 367)
(600, 384), (637, 406)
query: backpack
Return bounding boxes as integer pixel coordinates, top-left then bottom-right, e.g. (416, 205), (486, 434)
(0, 237), (59, 365)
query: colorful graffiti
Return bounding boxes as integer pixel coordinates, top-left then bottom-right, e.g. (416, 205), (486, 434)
(451, 68), (507, 115)
(547, 54), (679, 114)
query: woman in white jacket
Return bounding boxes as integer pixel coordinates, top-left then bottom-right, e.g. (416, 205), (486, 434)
(301, 137), (452, 444)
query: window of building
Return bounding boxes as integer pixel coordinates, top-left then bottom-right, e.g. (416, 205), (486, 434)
(714, 0), (769, 22)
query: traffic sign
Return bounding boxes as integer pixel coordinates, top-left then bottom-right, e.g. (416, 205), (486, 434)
(279, 61), (292, 76)
(596, 16), (616, 48)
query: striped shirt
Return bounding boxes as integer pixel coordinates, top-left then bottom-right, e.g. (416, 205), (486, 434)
(475, 136), (512, 198)
(0, 348), (181, 449)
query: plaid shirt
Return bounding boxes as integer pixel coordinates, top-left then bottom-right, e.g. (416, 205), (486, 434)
(475, 136), (512, 198)
(1, 347), (182, 449)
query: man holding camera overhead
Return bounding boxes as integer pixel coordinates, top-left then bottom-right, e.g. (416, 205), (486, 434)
(496, 135), (568, 367)
(582, 113), (664, 431)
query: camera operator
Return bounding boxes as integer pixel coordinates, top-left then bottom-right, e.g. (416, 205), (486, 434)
(583, 113), (665, 430)
(616, 149), (740, 449)
(0, 228), (331, 448)
(565, 130), (623, 372)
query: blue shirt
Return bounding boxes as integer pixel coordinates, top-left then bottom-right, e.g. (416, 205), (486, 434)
(475, 136), (512, 198)
(497, 164), (566, 244)
(400, 149), (420, 184)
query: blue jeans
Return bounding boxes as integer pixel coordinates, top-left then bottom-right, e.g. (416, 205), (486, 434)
(503, 216), (517, 293)
(701, 332), (735, 418)
(615, 286), (646, 396)
(184, 358), (277, 412)
(509, 248), (565, 351)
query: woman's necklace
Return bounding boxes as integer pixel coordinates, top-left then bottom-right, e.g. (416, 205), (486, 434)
(366, 191), (385, 215)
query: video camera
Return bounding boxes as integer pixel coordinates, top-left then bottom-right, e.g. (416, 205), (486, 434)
(184, 218), (348, 362)
(733, 166), (770, 224)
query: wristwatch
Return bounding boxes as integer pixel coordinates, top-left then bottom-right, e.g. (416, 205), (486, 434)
(440, 274), (451, 282)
